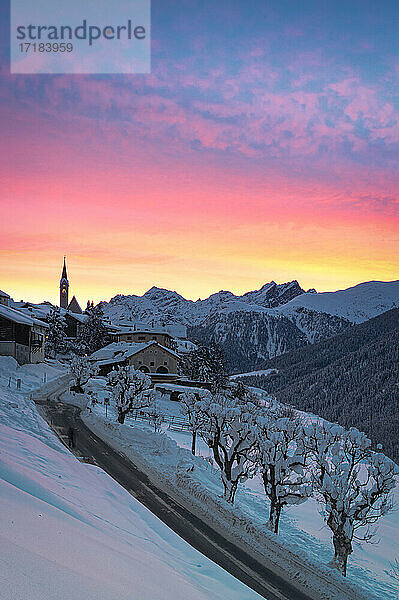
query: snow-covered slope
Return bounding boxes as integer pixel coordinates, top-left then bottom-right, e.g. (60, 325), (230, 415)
(279, 280), (399, 324)
(0, 359), (262, 600)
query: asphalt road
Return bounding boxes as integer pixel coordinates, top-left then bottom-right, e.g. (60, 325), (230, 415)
(37, 400), (313, 600)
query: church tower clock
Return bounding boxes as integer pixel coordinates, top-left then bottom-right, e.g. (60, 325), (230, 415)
(60, 256), (69, 309)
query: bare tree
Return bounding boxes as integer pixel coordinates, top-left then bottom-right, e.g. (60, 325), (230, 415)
(255, 412), (311, 534)
(70, 356), (98, 393)
(306, 422), (396, 576)
(195, 389), (258, 503)
(147, 396), (163, 433)
(179, 390), (206, 455)
(107, 366), (152, 424)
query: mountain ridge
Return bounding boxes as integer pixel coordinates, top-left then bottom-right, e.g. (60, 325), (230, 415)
(100, 280), (399, 372)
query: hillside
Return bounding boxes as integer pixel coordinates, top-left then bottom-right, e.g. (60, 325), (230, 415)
(100, 280), (399, 372)
(237, 308), (399, 461)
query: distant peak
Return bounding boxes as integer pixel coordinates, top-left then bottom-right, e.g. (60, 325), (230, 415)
(208, 290), (235, 300)
(143, 286), (186, 301)
(144, 286), (164, 294)
(259, 281), (275, 290)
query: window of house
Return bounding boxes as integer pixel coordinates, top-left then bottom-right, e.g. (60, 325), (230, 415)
(164, 361), (168, 365)
(150, 361), (154, 366)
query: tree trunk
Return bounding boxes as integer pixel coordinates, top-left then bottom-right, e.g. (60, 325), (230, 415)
(268, 501), (282, 534)
(222, 477), (238, 504)
(262, 469), (282, 534)
(191, 430), (196, 455)
(117, 411), (125, 424)
(331, 527), (352, 576)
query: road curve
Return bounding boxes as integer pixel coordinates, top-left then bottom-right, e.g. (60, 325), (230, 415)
(37, 400), (313, 600)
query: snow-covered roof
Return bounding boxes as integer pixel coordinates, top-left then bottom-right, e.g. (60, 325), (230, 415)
(10, 303), (88, 325)
(63, 311), (88, 323)
(112, 327), (172, 337)
(0, 289), (10, 298)
(90, 340), (180, 367)
(91, 341), (152, 361)
(155, 343), (181, 359)
(0, 304), (48, 328)
(18, 307), (50, 321)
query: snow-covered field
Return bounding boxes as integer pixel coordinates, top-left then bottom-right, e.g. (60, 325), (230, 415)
(0, 358), (264, 600)
(82, 386), (399, 600)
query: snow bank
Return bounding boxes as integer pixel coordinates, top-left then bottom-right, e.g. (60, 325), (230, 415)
(0, 356), (66, 394)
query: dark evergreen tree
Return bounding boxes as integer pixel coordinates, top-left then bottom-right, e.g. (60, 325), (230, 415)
(181, 342), (227, 391)
(45, 307), (67, 358)
(77, 303), (110, 355)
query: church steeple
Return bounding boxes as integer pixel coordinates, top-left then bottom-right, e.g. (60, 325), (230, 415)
(60, 256), (69, 309)
(61, 256), (68, 280)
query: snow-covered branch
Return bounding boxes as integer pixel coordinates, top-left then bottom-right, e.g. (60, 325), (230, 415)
(305, 422), (396, 576)
(194, 388), (258, 503)
(179, 390), (208, 455)
(107, 366), (153, 424)
(255, 411), (311, 534)
(70, 356), (98, 393)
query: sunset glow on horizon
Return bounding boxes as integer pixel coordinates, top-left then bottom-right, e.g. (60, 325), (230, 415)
(1, 1), (398, 305)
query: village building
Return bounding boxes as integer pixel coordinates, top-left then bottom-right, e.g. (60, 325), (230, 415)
(0, 304), (48, 364)
(67, 295), (82, 314)
(64, 311), (87, 339)
(13, 301), (54, 322)
(109, 320), (196, 354)
(110, 326), (173, 348)
(0, 290), (10, 306)
(60, 256), (69, 309)
(90, 340), (180, 377)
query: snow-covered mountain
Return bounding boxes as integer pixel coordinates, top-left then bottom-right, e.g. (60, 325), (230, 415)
(100, 280), (399, 372)
(101, 280), (306, 326)
(279, 280), (399, 323)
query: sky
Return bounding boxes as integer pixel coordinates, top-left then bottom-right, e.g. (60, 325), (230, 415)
(1, 0), (398, 305)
